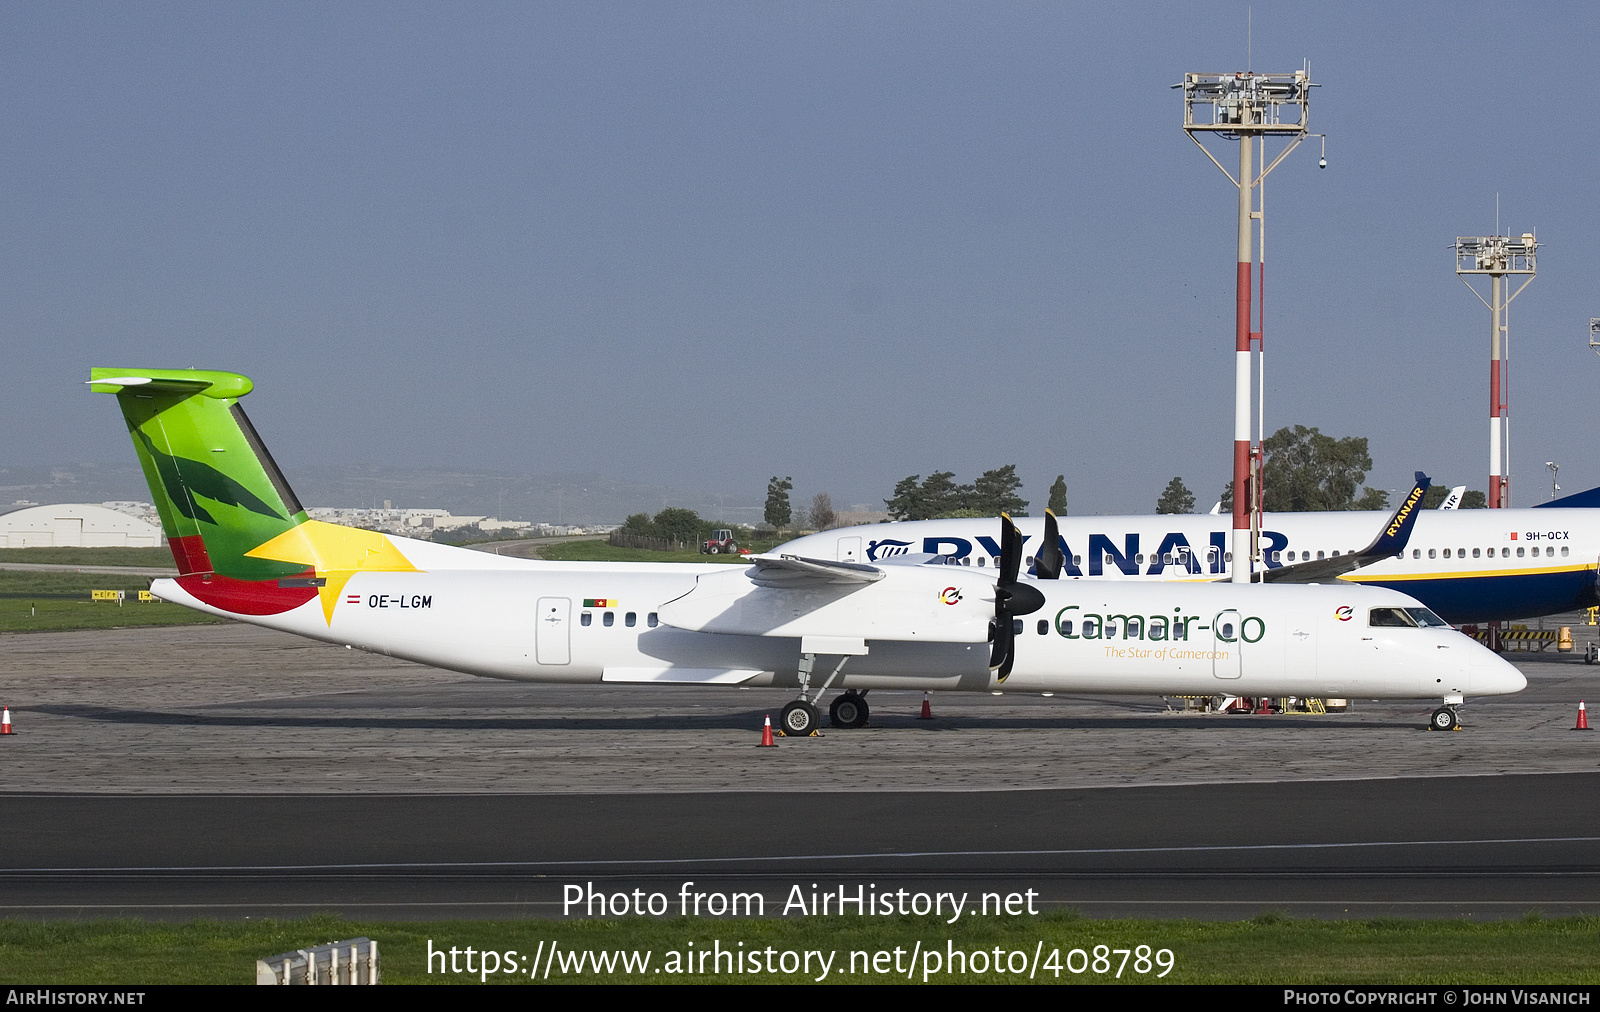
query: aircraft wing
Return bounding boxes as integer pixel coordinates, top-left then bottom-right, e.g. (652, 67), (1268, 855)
(1261, 472), (1431, 584)
(659, 556), (991, 643)
(747, 554), (885, 588)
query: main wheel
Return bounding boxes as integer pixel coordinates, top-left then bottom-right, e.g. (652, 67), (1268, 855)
(780, 700), (819, 736)
(1430, 707), (1458, 731)
(829, 693), (869, 729)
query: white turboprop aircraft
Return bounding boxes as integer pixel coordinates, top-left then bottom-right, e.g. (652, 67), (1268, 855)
(778, 485), (1600, 625)
(91, 368), (1524, 736)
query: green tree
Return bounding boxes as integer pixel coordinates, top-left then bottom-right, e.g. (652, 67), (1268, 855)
(1219, 480), (1233, 513)
(1047, 475), (1068, 515)
(808, 492), (836, 531)
(622, 512), (655, 535)
(970, 465), (1028, 517)
(1156, 477), (1195, 514)
(1260, 425), (1387, 512)
(918, 471), (964, 518)
(1460, 490), (1487, 509)
(885, 475), (924, 521)
(652, 507), (703, 544)
(764, 476), (793, 530)
(1421, 486), (1450, 510)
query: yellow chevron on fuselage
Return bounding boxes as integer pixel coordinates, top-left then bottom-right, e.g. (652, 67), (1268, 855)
(246, 519), (422, 623)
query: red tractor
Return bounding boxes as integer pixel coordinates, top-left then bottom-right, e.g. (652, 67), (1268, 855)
(701, 529), (740, 554)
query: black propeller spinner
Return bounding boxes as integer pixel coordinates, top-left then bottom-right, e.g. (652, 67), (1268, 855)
(990, 514), (1046, 681)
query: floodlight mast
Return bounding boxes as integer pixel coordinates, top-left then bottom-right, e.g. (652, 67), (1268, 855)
(1177, 68), (1315, 582)
(1455, 234), (1537, 509)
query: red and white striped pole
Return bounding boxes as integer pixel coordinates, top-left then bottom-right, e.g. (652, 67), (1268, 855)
(1232, 131), (1254, 582)
(1489, 272), (1505, 509)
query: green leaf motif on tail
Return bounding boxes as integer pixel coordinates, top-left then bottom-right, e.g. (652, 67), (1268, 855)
(135, 429), (285, 526)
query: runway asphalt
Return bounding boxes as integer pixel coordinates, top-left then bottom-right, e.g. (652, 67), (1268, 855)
(3, 774), (1599, 919)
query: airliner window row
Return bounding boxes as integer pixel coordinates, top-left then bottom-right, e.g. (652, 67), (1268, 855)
(938, 545), (1567, 571)
(578, 611), (660, 628)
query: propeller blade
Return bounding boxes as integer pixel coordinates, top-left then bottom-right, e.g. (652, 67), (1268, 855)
(1035, 509), (1063, 579)
(999, 514), (1023, 584)
(990, 514), (1045, 680)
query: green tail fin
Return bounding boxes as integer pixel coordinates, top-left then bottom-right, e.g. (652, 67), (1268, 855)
(90, 368), (309, 579)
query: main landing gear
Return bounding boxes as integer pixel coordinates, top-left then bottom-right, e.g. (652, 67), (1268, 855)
(780, 651), (869, 735)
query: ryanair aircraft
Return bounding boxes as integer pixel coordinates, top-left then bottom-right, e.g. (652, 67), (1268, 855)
(90, 368), (1523, 735)
(778, 493), (1600, 625)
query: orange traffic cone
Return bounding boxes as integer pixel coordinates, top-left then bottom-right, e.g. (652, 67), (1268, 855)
(757, 714), (777, 747)
(917, 692), (933, 720)
(1, 707), (13, 735)
(1576, 701), (1591, 731)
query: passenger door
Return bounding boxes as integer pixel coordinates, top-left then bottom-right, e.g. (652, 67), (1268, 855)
(1213, 609), (1242, 679)
(536, 597), (571, 665)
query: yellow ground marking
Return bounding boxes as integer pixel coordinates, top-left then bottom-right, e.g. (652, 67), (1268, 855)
(245, 520), (421, 623)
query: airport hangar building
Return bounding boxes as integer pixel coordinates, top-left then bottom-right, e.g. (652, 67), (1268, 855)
(0, 503), (163, 548)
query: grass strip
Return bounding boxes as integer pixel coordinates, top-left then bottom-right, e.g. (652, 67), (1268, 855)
(0, 548), (175, 567)
(1, 913), (1597, 985)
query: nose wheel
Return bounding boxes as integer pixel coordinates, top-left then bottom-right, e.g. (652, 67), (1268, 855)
(780, 700), (819, 736)
(1430, 706), (1459, 731)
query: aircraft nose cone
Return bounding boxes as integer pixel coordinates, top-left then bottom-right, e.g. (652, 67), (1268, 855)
(1471, 655), (1526, 695)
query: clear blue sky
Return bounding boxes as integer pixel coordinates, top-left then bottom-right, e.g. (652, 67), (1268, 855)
(4, 2), (1597, 514)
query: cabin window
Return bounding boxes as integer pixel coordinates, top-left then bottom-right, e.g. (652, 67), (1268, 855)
(1219, 621), (1235, 638)
(1058, 618), (1074, 636)
(647, 612), (659, 627)
(1473, 548), (1481, 558)
(1136, 554), (1145, 565)
(1226, 552), (1233, 562)
(1517, 547), (1525, 558)
(1458, 548), (1466, 557)
(625, 612), (637, 627)
(1163, 553), (1174, 564)
(1073, 555), (1082, 566)
(1563, 546), (1570, 557)
(1013, 619), (1023, 634)
(1443, 549), (1451, 559)
(1332, 550), (1341, 557)
(1502, 547), (1510, 557)
(1316, 551), (1325, 560)
(603, 611), (615, 627)
(1271, 551), (1281, 563)
(961, 557), (970, 566)
(1428, 549), (1437, 559)
(580, 612), (592, 627)
(1412, 549), (1420, 559)
(977, 557), (986, 567)
(1037, 620), (1049, 635)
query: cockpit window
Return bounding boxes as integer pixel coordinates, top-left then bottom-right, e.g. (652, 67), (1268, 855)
(1369, 607), (1418, 628)
(1404, 607), (1449, 628)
